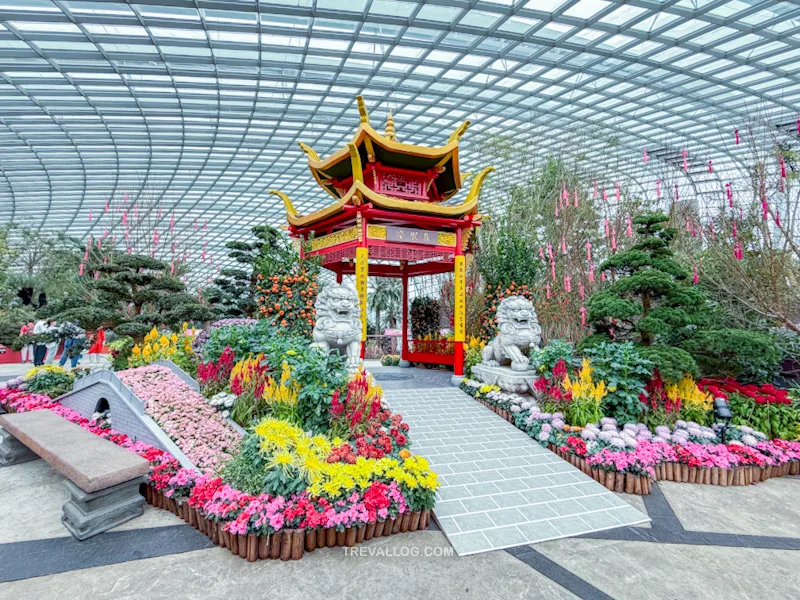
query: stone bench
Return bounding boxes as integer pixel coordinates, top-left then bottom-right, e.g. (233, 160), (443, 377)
(0, 410), (149, 540)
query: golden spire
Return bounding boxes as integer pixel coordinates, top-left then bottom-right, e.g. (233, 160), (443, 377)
(356, 95), (369, 125)
(385, 108), (396, 141)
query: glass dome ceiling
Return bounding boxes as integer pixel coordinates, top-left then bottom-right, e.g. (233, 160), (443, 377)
(0, 0), (798, 285)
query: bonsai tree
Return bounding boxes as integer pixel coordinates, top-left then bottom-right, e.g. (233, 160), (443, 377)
(56, 252), (215, 339)
(206, 226), (285, 318)
(584, 213), (705, 382)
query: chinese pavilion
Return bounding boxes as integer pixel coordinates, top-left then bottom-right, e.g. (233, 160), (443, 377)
(270, 96), (493, 380)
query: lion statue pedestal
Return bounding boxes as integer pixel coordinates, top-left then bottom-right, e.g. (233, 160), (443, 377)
(472, 295), (541, 394)
(311, 283), (362, 372)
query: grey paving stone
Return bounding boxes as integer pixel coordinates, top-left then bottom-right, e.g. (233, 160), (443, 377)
(493, 492), (528, 508)
(518, 503), (559, 522)
(483, 525), (529, 549)
(518, 519), (560, 541)
(437, 485), (472, 501)
(466, 482), (502, 497)
(461, 496), (500, 513)
(493, 478), (530, 493)
(577, 495), (615, 512)
(432, 500), (466, 518)
(550, 515), (591, 536)
(487, 507), (527, 527)
(548, 485), (584, 500)
(579, 510), (623, 531)
(452, 512), (495, 533)
(549, 499), (586, 517)
(520, 488), (558, 505)
(447, 531), (493, 555)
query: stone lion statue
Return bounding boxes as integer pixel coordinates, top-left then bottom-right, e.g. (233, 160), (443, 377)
(312, 284), (362, 369)
(482, 295), (542, 372)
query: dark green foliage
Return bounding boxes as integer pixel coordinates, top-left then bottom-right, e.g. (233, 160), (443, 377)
(583, 342), (653, 424)
(575, 333), (612, 354)
(410, 297), (440, 339)
(207, 226), (288, 318)
(203, 320), (275, 362)
(588, 213), (707, 348)
(637, 345), (698, 384)
(536, 339), (577, 374)
(680, 329), (782, 383)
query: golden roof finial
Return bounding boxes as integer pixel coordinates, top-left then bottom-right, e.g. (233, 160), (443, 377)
(448, 120), (471, 144)
(385, 108), (396, 141)
(356, 95), (369, 125)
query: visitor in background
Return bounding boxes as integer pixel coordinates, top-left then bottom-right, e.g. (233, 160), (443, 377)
(32, 318), (48, 366)
(87, 326), (105, 367)
(44, 319), (59, 364)
(19, 322), (34, 363)
(59, 322), (83, 370)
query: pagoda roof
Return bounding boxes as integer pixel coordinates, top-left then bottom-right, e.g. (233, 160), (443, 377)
(271, 166), (494, 229)
(298, 96), (470, 201)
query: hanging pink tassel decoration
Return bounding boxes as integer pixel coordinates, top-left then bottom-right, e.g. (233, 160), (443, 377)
(546, 283), (551, 299)
(103, 228), (108, 238)
(602, 188), (608, 202)
(104, 200), (109, 213)
(615, 182), (620, 201)
(601, 271), (606, 282)
(580, 305), (587, 326)
(693, 265), (698, 285)
(604, 219), (610, 238)
(735, 129), (739, 145)
(708, 160), (713, 173)
(579, 281), (585, 300)
(561, 234), (567, 254)
(593, 181), (598, 198)
(124, 192), (129, 204)
(103, 256), (108, 264)
(685, 216), (691, 233)
(726, 183), (733, 207)
(125, 228), (130, 241)
(732, 221), (738, 239)
(775, 210), (781, 227)
(734, 241), (743, 260)
(656, 180), (661, 198)
(564, 275), (571, 293)
(83, 248), (89, 261)
(170, 214), (175, 231)
(562, 183), (568, 202)
(79, 263), (85, 276)
(201, 251), (206, 261)
(538, 247), (545, 261)
(122, 211), (127, 225)
(611, 228), (617, 251)
(586, 241), (592, 262)
(88, 209), (92, 221)
(691, 222), (697, 238)
(547, 242), (553, 260)
(643, 147), (648, 163)
(555, 200), (559, 218)
(779, 156), (786, 178)
(682, 149), (688, 171)
(797, 119), (800, 135)
(626, 214), (633, 237)
(94, 272), (99, 280)
(739, 207), (743, 220)
(709, 218), (716, 239)
(674, 185), (679, 201)
(204, 221), (208, 230)
(170, 262), (175, 275)
(589, 263), (595, 282)
(609, 327), (615, 341)
(551, 261), (556, 282)
(762, 200), (768, 221)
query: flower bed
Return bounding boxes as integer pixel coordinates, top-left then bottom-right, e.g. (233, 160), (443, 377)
(461, 379), (800, 494)
(2, 368), (437, 561)
(117, 365), (240, 473)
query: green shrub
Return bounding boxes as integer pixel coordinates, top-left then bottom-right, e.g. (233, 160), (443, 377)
(380, 354), (401, 367)
(680, 329), (781, 383)
(535, 338), (577, 376)
(727, 392), (800, 440)
(638, 345), (698, 384)
(203, 320), (275, 362)
(464, 346), (482, 378)
(583, 342), (653, 424)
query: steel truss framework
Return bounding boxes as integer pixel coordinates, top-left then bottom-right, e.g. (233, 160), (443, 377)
(0, 0), (798, 284)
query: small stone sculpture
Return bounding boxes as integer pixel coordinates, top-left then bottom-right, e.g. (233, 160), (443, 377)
(481, 295), (542, 372)
(311, 284), (362, 370)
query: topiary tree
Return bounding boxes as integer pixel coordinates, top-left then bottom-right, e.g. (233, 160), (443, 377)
(205, 226), (285, 318)
(585, 213), (707, 382)
(54, 252), (214, 340)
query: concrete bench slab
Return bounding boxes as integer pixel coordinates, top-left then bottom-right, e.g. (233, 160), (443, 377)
(0, 410), (149, 540)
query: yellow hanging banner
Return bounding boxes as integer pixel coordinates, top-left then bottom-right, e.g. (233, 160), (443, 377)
(454, 255), (466, 342)
(355, 247), (369, 340)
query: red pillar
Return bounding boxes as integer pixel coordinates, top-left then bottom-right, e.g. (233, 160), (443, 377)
(336, 270), (343, 284)
(401, 272), (409, 361)
(453, 229), (465, 378)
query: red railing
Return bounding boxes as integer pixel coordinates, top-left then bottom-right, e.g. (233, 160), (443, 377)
(406, 338), (456, 366)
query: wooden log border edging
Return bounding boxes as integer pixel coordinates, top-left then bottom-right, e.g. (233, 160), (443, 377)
(474, 398), (800, 495)
(142, 486), (431, 561)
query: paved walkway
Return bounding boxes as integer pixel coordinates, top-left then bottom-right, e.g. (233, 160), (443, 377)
(385, 386), (649, 556)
